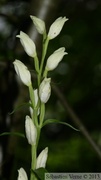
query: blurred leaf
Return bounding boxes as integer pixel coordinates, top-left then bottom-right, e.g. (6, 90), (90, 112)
(9, 102), (31, 115)
(42, 119), (79, 131)
(0, 132), (25, 138)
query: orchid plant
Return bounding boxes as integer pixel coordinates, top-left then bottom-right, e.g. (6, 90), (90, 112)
(12, 15), (76, 180)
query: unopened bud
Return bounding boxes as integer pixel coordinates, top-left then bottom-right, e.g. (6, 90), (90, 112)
(25, 116), (37, 145)
(36, 147), (48, 169)
(17, 31), (36, 57)
(39, 78), (51, 103)
(46, 47), (67, 71)
(17, 168), (28, 180)
(30, 16), (45, 35)
(48, 17), (68, 40)
(13, 60), (31, 86)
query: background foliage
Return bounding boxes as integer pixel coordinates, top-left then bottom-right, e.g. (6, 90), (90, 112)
(0, 0), (101, 179)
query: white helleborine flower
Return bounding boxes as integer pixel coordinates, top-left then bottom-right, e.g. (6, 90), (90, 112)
(30, 16), (46, 35)
(25, 116), (37, 145)
(17, 168), (28, 180)
(48, 17), (68, 40)
(13, 60), (31, 86)
(36, 147), (48, 169)
(17, 31), (36, 57)
(46, 47), (67, 71)
(39, 78), (51, 103)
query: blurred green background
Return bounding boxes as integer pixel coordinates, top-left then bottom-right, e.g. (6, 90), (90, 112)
(0, 0), (101, 179)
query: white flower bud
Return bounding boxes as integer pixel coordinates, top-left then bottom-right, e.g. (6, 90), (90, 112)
(13, 60), (31, 86)
(36, 147), (48, 169)
(39, 78), (51, 103)
(25, 116), (37, 145)
(29, 89), (40, 117)
(30, 16), (45, 35)
(17, 31), (36, 57)
(48, 17), (68, 40)
(46, 47), (67, 71)
(17, 168), (28, 180)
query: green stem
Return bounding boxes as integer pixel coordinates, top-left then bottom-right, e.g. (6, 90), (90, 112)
(43, 68), (48, 78)
(29, 84), (35, 110)
(39, 103), (45, 127)
(33, 109), (38, 127)
(30, 34), (48, 180)
(38, 37), (49, 86)
(30, 145), (37, 180)
(36, 126), (41, 148)
(34, 55), (39, 73)
(30, 126), (41, 180)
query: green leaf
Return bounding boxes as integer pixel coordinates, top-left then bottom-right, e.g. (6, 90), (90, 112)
(0, 132), (25, 138)
(42, 119), (79, 131)
(32, 167), (48, 180)
(9, 102), (31, 115)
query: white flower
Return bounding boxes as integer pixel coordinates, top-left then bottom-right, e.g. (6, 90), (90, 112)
(17, 168), (28, 180)
(13, 60), (31, 86)
(46, 47), (67, 71)
(17, 31), (36, 57)
(36, 147), (48, 169)
(48, 17), (68, 40)
(29, 89), (40, 117)
(25, 116), (37, 145)
(30, 16), (45, 35)
(39, 78), (51, 103)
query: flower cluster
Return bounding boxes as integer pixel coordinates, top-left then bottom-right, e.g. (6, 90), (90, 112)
(13, 15), (68, 180)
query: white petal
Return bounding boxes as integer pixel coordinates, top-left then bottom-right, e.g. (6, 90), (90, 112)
(36, 147), (48, 169)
